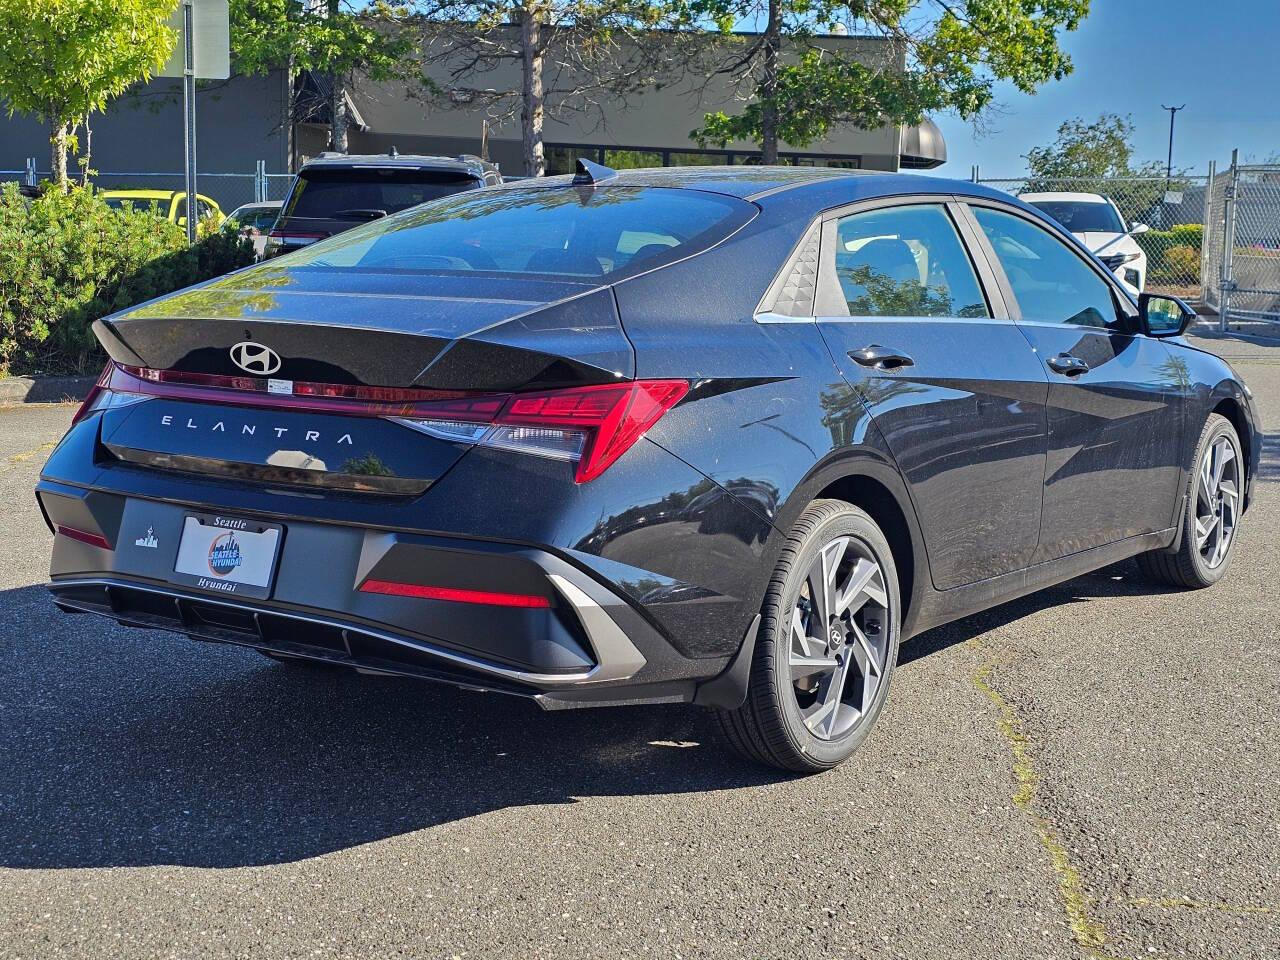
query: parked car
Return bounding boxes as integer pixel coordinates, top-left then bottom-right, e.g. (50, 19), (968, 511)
(264, 150), (501, 258)
(40, 163), (1258, 772)
(224, 201), (283, 259)
(99, 189), (225, 230)
(1019, 191), (1149, 292)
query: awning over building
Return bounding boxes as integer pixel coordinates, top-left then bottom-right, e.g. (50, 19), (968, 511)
(899, 118), (946, 169)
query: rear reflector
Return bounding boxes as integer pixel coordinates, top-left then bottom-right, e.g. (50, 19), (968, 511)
(359, 579), (551, 608)
(56, 525), (112, 550)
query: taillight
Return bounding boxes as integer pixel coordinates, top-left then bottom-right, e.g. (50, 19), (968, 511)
(502, 381), (689, 482)
(400, 380), (688, 482)
(70, 363), (113, 426)
(86, 362), (687, 483)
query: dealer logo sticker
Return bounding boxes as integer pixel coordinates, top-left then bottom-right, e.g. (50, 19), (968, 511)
(134, 526), (159, 549)
(207, 532), (243, 576)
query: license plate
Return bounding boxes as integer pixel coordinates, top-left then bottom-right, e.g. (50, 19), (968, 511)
(171, 514), (283, 599)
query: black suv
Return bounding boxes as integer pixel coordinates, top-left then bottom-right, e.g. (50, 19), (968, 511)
(265, 151), (501, 258)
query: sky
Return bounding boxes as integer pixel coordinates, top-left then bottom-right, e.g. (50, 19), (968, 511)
(931, 0), (1280, 178)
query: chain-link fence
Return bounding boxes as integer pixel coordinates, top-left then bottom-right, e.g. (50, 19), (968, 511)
(0, 161), (293, 214)
(1204, 156), (1280, 328)
(975, 174), (1211, 300)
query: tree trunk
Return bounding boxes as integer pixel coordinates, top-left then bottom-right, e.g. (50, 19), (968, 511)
(50, 120), (69, 192)
(520, 5), (545, 177)
(330, 74), (348, 152)
(760, 0), (782, 165)
(327, 0), (348, 153)
(285, 60), (297, 172)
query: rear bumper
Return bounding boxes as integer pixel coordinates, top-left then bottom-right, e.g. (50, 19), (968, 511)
(38, 481), (725, 708)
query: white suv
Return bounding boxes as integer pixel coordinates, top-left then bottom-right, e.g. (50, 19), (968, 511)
(1020, 191), (1149, 293)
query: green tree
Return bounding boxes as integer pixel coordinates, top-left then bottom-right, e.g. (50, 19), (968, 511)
(692, 0), (1090, 165)
(1024, 113), (1164, 183)
(421, 1), (701, 176)
(0, 0), (176, 190)
(230, 0), (414, 159)
(1023, 113), (1179, 223)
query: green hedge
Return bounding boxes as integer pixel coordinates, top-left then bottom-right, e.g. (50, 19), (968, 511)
(1134, 223), (1204, 286)
(0, 183), (254, 376)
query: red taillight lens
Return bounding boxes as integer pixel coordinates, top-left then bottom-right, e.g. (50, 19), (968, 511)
(88, 362), (687, 482)
(359, 579), (551, 608)
(70, 363), (113, 426)
(493, 380), (689, 483)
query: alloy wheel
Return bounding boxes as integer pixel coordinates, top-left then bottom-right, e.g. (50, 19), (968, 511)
(788, 536), (890, 741)
(1195, 433), (1241, 569)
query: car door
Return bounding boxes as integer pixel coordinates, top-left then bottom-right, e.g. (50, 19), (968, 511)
(961, 202), (1185, 561)
(814, 198), (1050, 590)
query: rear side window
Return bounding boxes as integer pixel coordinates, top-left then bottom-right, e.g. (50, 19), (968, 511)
(283, 168), (479, 221)
(972, 207), (1119, 329)
(289, 186), (753, 278)
(831, 205), (989, 318)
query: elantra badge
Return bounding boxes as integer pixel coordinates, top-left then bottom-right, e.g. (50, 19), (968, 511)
(229, 341), (282, 375)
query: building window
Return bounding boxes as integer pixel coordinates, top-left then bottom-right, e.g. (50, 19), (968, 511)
(543, 143), (860, 173)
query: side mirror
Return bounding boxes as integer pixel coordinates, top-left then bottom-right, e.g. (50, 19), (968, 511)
(1140, 292), (1195, 337)
(176, 215), (187, 228)
(1129, 222), (1151, 236)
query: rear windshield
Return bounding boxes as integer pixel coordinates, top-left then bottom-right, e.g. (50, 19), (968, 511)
(288, 185), (753, 278)
(283, 168), (480, 221)
(1025, 199), (1125, 234)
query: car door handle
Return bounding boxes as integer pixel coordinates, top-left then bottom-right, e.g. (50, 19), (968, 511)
(848, 345), (915, 370)
(1046, 352), (1090, 377)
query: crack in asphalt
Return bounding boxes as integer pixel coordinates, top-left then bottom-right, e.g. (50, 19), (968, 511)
(967, 638), (1125, 960)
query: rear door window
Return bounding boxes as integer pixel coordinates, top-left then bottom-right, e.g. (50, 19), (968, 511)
(829, 204), (989, 318)
(289, 186), (754, 278)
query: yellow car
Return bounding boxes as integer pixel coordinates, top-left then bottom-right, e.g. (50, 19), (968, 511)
(99, 189), (225, 229)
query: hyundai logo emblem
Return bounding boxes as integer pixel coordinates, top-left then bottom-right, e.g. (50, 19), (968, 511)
(229, 341), (282, 376)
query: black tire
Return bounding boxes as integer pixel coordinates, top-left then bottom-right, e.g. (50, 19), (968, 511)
(1136, 413), (1243, 589)
(716, 499), (901, 773)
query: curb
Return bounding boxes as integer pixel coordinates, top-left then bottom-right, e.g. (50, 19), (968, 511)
(0, 376), (97, 404)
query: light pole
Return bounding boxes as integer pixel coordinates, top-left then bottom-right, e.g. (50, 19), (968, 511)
(1160, 104), (1184, 227)
(1161, 104), (1185, 184)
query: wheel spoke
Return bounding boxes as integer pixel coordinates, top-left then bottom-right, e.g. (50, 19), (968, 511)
(850, 622), (882, 679)
(792, 607), (823, 659)
(820, 538), (848, 627)
(1194, 514), (1218, 550)
(834, 558), (888, 617)
(790, 651), (838, 682)
(1198, 455), (1215, 507)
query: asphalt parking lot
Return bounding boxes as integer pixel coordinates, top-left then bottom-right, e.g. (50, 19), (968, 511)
(1, 331), (1276, 960)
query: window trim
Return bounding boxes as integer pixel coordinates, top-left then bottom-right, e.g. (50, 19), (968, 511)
(810, 194), (1005, 321)
(957, 198), (1142, 335)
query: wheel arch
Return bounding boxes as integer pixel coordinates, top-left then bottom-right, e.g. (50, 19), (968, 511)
(771, 450), (930, 639)
(1210, 393), (1252, 488)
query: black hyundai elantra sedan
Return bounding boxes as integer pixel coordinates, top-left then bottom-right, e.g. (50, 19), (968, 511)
(38, 161), (1259, 772)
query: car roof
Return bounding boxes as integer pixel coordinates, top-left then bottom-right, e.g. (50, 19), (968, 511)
(229, 201), (282, 211)
(489, 165), (1039, 215)
(299, 153), (493, 177)
(1019, 191), (1109, 204)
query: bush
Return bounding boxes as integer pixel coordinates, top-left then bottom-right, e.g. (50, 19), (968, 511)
(0, 183), (254, 376)
(1135, 223), (1204, 285)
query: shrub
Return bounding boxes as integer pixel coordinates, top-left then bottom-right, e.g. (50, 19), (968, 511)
(1135, 223), (1204, 285)
(0, 183), (254, 376)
